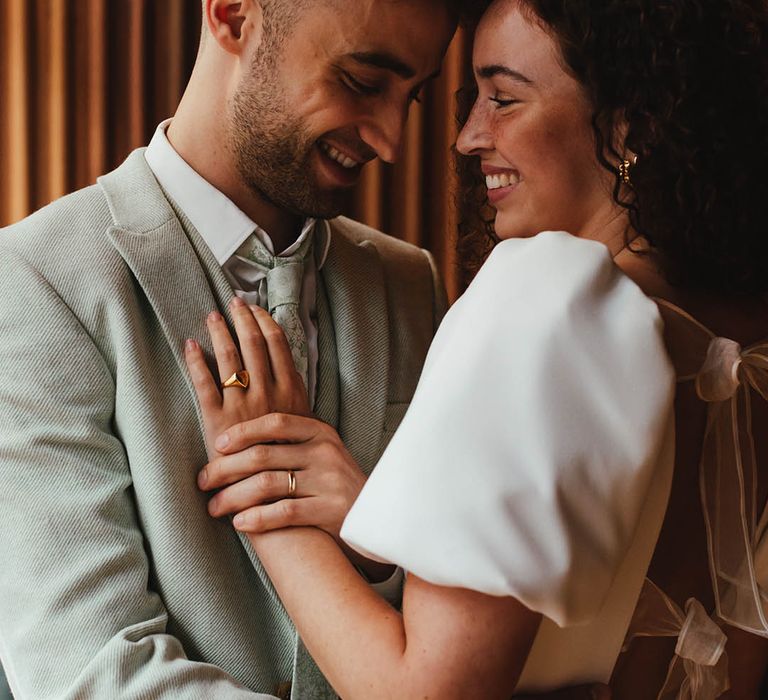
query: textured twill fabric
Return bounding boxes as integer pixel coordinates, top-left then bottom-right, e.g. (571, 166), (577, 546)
(0, 149), (444, 700)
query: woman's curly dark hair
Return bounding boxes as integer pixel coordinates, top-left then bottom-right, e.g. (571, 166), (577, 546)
(457, 0), (768, 297)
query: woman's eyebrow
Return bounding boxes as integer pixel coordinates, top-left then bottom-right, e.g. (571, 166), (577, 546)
(476, 64), (535, 85)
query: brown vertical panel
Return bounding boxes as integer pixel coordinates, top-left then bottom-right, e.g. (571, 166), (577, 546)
(0, 1), (14, 225)
(5, 0), (30, 225)
(356, 159), (384, 232)
(128, 0), (147, 148)
(165, 0), (187, 117)
(71, 0), (106, 188)
(41, 0), (68, 206)
(427, 29), (468, 301)
(392, 101), (424, 245)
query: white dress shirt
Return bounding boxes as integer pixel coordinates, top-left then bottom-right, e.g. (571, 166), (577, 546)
(144, 120), (331, 405)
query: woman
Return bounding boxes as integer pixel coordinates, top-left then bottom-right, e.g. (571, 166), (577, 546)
(185, 0), (768, 696)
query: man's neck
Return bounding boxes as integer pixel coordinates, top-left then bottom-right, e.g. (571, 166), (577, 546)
(166, 110), (304, 253)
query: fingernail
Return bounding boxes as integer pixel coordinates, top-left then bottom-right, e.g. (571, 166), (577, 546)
(231, 296), (245, 308)
(198, 468), (208, 488)
(233, 513), (246, 529)
(208, 311), (222, 322)
(208, 499), (219, 517)
(185, 339), (196, 352)
(215, 433), (230, 450)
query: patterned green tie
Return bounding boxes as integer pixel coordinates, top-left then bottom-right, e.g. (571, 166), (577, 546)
(238, 231), (315, 390)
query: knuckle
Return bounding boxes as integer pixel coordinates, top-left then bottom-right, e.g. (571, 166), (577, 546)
(242, 329), (265, 347)
(257, 471), (279, 492)
(264, 327), (285, 342)
(319, 440), (338, 462)
(248, 444), (269, 465)
(268, 412), (289, 432)
(221, 345), (239, 363)
(206, 460), (222, 484)
(280, 499), (297, 520)
(248, 510), (265, 532)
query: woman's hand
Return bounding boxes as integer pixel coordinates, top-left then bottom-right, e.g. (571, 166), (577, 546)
(198, 412), (367, 543)
(184, 296), (310, 460)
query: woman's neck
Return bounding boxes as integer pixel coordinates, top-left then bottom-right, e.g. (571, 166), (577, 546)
(579, 205), (636, 257)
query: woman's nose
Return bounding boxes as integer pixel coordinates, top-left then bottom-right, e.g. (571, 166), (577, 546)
(456, 102), (493, 156)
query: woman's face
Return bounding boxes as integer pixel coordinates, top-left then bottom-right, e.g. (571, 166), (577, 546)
(457, 1), (619, 241)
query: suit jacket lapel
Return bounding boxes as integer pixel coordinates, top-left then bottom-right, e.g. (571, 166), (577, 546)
(322, 221), (390, 474)
(99, 150), (289, 610)
(99, 151), (230, 411)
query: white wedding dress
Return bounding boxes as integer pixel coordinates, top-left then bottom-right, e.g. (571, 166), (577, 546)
(341, 231), (677, 691)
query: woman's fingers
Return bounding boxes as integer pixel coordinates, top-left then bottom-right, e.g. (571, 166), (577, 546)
(250, 304), (299, 387)
(208, 469), (307, 517)
(185, 339), (221, 409)
(207, 310), (242, 382)
(230, 297), (272, 387)
(232, 498), (320, 533)
(215, 413), (325, 454)
(199, 441), (309, 491)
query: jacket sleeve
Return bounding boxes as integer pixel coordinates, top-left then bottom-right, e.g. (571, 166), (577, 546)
(0, 248), (276, 699)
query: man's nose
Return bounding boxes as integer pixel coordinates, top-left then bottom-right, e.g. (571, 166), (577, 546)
(358, 102), (408, 165)
(456, 101), (493, 156)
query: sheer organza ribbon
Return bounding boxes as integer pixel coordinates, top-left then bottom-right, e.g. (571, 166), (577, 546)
(623, 579), (729, 700)
(696, 337), (768, 636)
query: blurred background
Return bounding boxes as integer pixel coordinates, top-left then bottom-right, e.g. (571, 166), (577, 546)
(0, 0), (473, 302)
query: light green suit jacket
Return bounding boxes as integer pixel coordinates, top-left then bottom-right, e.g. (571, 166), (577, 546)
(0, 150), (446, 699)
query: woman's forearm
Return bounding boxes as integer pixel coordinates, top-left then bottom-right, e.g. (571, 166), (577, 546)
(250, 528), (410, 699)
(249, 528), (539, 700)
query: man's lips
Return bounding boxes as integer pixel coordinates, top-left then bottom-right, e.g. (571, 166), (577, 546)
(319, 140), (375, 169)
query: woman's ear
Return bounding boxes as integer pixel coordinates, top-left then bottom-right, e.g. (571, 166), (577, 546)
(205, 0), (264, 56)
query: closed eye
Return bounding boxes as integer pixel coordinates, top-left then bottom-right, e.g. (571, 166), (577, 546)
(340, 70), (382, 97)
(489, 97), (519, 108)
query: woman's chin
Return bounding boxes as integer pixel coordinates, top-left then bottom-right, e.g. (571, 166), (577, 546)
(493, 218), (542, 241)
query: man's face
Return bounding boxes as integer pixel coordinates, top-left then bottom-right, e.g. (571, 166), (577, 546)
(228, 0), (456, 219)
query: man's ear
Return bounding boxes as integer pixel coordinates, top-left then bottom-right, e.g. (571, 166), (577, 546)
(205, 0), (264, 56)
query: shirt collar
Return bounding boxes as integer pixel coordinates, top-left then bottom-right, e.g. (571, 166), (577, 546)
(145, 119), (330, 268)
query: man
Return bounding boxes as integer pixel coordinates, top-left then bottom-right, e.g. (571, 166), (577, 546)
(0, 1), (457, 697)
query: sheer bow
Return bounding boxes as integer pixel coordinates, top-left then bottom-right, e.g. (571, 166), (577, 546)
(624, 579), (729, 700)
(696, 337), (768, 636)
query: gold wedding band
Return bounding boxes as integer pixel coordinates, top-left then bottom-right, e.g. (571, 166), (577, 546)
(287, 470), (297, 498)
(222, 370), (250, 390)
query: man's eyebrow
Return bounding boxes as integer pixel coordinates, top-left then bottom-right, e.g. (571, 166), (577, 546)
(348, 51), (417, 79)
(477, 64), (534, 84)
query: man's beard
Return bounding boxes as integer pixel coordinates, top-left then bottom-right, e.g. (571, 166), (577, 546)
(228, 62), (347, 220)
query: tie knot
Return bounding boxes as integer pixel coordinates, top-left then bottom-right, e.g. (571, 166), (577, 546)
(267, 263), (304, 313)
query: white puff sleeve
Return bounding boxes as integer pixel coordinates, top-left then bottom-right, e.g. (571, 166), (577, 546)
(341, 231), (675, 628)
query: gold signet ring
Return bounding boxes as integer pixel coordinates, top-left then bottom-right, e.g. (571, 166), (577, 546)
(222, 370), (250, 390)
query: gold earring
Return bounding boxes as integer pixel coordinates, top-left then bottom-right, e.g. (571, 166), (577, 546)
(619, 154), (638, 185)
